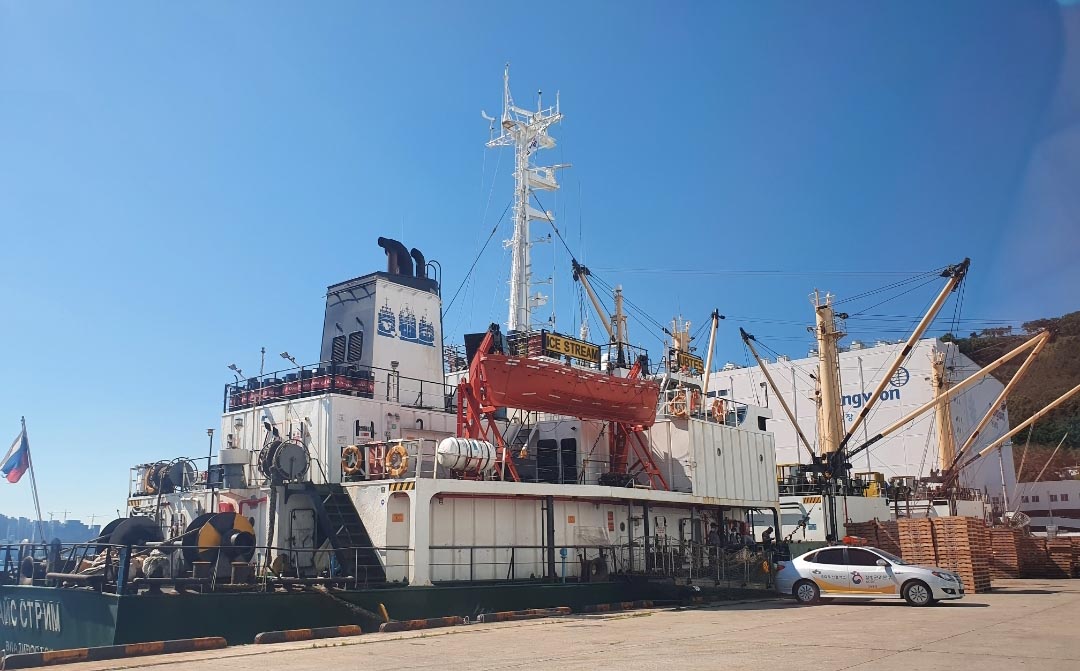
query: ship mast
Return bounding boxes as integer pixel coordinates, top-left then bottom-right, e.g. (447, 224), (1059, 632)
(932, 351), (957, 472)
(812, 290), (846, 457)
(485, 65), (566, 332)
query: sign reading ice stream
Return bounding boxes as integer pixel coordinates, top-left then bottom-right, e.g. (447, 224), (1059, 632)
(542, 331), (601, 365)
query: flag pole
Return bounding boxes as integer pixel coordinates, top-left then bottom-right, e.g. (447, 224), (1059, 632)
(22, 417), (46, 543)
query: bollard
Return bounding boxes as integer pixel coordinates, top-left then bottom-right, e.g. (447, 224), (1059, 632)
(253, 625), (363, 645)
(475, 606), (571, 623)
(0, 637), (226, 669)
(379, 616), (463, 633)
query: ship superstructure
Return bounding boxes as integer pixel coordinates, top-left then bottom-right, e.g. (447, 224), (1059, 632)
(125, 234), (779, 586)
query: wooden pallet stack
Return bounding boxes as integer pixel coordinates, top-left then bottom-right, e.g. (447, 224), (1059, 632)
(1017, 536), (1053, 577)
(874, 520), (902, 557)
(931, 517), (992, 593)
(843, 521), (876, 543)
(1070, 538), (1080, 578)
(897, 518), (937, 566)
(988, 527), (1021, 579)
(843, 520), (902, 556)
(1046, 539), (1073, 578)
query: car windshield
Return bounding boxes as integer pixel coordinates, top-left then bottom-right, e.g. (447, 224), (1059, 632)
(873, 549), (909, 565)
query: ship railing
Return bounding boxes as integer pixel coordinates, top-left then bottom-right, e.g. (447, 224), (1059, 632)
(428, 543), (620, 583)
(340, 438), (442, 482)
(253, 544), (414, 589)
(658, 387), (750, 427)
(651, 540), (775, 590)
(223, 360), (458, 414)
(0, 541), (414, 594)
(600, 342), (649, 372)
(427, 541), (774, 590)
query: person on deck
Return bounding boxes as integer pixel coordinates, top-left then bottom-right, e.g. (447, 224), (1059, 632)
(707, 522), (723, 565)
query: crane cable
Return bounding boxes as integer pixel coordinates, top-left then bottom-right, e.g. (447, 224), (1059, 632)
(443, 200), (512, 317)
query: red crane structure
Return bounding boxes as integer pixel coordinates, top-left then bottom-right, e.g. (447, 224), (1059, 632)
(455, 325), (668, 489)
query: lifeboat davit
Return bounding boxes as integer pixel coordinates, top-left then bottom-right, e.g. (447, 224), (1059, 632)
(476, 353), (660, 426)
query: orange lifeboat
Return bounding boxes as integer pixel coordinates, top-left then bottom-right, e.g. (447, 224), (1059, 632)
(476, 352), (660, 426)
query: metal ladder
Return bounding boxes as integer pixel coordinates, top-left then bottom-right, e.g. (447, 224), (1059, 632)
(304, 483), (386, 583)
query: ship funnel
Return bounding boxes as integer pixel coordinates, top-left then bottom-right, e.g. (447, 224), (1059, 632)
(411, 248), (427, 279)
(377, 237), (414, 277)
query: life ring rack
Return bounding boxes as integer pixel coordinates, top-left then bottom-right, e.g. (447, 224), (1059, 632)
(341, 445), (363, 477)
(385, 443), (410, 478)
(710, 398), (727, 423)
(669, 390), (688, 418)
(670, 388), (701, 419)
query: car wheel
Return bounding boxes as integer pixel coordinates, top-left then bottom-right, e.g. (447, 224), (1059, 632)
(902, 580), (933, 607)
(794, 580), (820, 605)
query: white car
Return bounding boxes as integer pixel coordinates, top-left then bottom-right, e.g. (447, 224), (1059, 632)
(774, 545), (965, 606)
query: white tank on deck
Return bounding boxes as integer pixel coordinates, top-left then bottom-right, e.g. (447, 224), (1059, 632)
(437, 437), (497, 473)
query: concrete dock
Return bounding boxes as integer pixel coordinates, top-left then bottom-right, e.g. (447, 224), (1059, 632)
(31, 579), (1080, 671)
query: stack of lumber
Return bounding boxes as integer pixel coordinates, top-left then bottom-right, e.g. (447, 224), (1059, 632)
(873, 520), (902, 557)
(988, 527), (1021, 579)
(931, 517), (992, 594)
(897, 518), (937, 566)
(1070, 538), (1080, 578)
(843, 520), (902, 556)
(843, 521), (876, 544)
(1017, 536), (1053, 577)
(1046, 539), (1073, 578)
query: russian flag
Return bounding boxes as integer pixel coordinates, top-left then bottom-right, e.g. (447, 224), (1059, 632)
(1, 428), (29, 483)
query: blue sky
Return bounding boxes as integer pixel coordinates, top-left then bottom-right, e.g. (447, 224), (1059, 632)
(2, 1), (1077, 521)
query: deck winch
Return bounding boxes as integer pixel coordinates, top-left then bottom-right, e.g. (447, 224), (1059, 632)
(180, 512), (257, 565)
(257, 439), (309, 483)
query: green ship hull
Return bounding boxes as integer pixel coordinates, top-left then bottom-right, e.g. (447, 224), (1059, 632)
(3, 579), (756, 652)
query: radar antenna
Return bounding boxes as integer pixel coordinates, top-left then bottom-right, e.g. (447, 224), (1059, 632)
(485, 64), (567, 332)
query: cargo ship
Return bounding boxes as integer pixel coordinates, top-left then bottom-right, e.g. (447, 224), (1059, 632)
(1, 70), (781, 654)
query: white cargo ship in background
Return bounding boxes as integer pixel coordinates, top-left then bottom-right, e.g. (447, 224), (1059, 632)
(721, 266), (1058, 543)
(724, 335), (1012, 541)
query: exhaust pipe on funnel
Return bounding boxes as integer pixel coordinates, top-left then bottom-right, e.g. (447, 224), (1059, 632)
(377, 237), (414, 277)
(411, 248), (427, 279)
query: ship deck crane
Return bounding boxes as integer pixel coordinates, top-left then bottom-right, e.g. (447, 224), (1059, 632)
(744, 259), (992, 540)
(572, 259), (628, 366)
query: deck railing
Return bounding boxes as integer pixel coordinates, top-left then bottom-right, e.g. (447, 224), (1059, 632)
(2, 539), (776, 593)
(428, 540), (775, 590)
(0, 542), (413, 594)
(222, 360), (457, 414)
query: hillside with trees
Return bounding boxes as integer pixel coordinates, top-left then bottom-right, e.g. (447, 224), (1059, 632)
(942, 311), (1080, 481)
